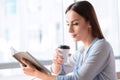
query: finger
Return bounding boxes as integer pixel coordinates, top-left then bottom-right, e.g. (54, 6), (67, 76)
(20, 58), (31, 66)
(56, 57), (64, 65)
(19, 63), (26, 68)
(57, 57), (64, 63)
(53, 60), (63, 66)
(56, 49), (61, 55)
(53, 55), (63, 62)
(53, 57), (63, 65)
(55, 49), (63, 58)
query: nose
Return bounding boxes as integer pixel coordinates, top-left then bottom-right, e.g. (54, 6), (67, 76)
(68, 25), (74, 33)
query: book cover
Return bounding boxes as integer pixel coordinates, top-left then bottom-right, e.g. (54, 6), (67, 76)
(10, 47), (51, 74)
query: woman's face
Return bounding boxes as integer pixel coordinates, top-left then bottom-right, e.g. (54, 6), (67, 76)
(66, 10), (90, 41)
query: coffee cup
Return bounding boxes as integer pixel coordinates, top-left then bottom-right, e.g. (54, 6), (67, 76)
(58, 45), (70, 63)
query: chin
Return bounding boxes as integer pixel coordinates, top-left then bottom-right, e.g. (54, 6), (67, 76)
(73, 38), (80, 42)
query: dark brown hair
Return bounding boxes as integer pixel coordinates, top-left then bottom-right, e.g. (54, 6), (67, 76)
(65, 1), (104, 39)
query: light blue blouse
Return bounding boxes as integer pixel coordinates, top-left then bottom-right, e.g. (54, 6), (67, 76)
(57, 38), (117, 80)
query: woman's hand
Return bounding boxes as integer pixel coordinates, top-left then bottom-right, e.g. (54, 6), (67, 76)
(51, 49), (64, 74)
(20, 58), (38, 76)
(20, 58), (57, 80)
(53, 49), (64, 66)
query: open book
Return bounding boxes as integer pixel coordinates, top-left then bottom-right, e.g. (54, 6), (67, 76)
(10, 47), (51, 74)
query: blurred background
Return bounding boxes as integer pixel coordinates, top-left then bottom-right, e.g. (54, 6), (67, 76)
(0, 0), (120, 80)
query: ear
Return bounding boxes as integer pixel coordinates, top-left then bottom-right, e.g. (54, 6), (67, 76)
(88, 25), (91, 28)
(87, 21), (91, 28)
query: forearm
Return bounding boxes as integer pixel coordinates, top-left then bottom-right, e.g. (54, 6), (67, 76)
(34, 70), (57, 80)
(51, 63), (60, 74)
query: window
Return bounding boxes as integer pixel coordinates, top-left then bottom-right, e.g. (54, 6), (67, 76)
(0, 0), (63, 63)
(0, 0), (120, 79)
(0, 0), (75, 79)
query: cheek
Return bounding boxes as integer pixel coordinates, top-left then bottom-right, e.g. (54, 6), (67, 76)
(75, 27), (84, 34)
(76, 27), (88, 38)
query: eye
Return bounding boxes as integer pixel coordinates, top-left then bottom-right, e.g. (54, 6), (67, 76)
(73, 22), (79, 25)
(66, 23), (69, 26)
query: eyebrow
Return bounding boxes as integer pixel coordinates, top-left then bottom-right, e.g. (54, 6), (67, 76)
(66, 19), (80, 23)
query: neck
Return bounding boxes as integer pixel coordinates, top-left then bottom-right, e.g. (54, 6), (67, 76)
(82, 37), (95, 50)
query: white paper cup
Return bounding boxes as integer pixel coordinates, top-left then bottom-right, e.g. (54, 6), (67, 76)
(58, 45), (70, 63)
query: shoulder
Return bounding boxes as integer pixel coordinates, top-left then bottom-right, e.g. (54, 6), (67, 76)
(90, 39), (113, 55)
(94, 39), (112, 49)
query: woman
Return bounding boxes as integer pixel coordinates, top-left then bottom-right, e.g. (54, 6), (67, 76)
(21, 1), (117, 80)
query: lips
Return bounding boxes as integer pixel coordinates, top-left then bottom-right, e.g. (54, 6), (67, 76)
(71, 34), (77, 38)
